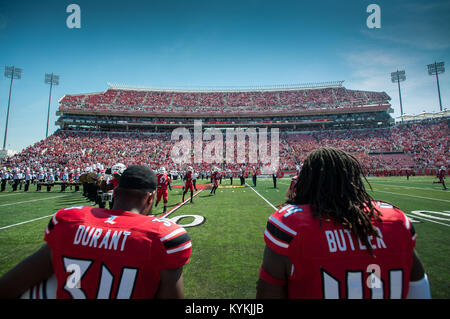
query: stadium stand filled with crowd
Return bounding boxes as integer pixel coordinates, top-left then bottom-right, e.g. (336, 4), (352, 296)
(1, 84), (448, 178)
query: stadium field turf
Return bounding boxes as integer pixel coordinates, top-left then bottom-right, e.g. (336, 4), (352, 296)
(0, 176), (448, 298)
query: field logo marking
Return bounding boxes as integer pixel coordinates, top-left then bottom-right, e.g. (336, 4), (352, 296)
(409, 211), (450, 222)
(406, 210), (450, 228)
(170, 215), (205, 228)
(159, 189), (205, 228)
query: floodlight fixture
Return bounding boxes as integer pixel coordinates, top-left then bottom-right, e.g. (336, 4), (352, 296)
(391, 70), (406, 122)
(427, 61), (445, 111)
(3, 66), (22, 150)
(44, 73), (60, 138)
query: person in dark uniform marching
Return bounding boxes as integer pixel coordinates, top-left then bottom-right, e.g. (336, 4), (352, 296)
(24, 168), (32, 192)
(12, 168), (21, 192)
(1, 168), (8, 192)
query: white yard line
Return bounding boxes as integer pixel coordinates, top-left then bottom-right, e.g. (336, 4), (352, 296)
(0, 193), (26, 198)
(0, 195), (66, 208)
(0, 214), (53, 230)
(371, 189), (450, 203)
(245, 183), (277, 210)
(369, 181), (447, 192)
(160, 189), (203, 218)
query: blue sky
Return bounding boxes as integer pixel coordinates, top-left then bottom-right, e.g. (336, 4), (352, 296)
(0, 0), (449, 151)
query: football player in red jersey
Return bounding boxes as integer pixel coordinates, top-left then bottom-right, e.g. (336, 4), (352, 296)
(182, 166), (194, 204)
(210, 167), (220, 195)
(257, 147), (430, 299)
(155, 167), (172, 213)
(432, 166), (447, 190)
(0, 165), (192, 299)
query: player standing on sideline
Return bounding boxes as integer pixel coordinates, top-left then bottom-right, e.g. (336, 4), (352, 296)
(0, 165), (192, 299)
(192, 170), (198, 191)
(252, 166), (257, 187)
(257, 147), (430, 299)
(155, 167), (172, 213)
(433, 166), (447, 190)
(210, 167), (220, 195)
(182, 166), (194, 204)
(272, 167), (277, 189)
(228, 169), (233, 185)
(239, 167), (246, 186)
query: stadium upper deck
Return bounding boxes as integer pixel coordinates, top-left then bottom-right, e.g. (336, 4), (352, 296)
(56, 82), (393, 131)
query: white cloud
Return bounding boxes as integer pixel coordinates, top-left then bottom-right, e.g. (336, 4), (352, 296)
(341, 49), (449, 117)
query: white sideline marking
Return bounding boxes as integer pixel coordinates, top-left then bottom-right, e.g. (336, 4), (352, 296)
(0, 193), (26, 198)
(372, 189), (450, 203)
(0, 214), (53, 230)
(160, 189), (203, 218)
(245, 183), (277, 210)
(0, 195), (66, 208)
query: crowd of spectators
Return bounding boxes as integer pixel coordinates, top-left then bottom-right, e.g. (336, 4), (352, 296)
(1, 118), (447, 177)
(59, 87), (390, 115)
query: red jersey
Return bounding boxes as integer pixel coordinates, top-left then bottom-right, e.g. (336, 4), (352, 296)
(263, 201), (416, 299)
(184, 171), (193, 184)
(438, 169), (446, 180)
(212, 171), (220, 186)
(44, 206), (191, 299)
(107, 176), (119, 190)
(157, 173), (171, 190)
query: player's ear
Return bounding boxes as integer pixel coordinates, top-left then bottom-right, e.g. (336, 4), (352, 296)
(144, 191), (155, 215)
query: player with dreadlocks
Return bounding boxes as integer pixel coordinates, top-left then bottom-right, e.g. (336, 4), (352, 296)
(257, 147), (430, 299)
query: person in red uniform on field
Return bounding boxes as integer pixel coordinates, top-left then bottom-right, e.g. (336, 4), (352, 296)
(0, 165), (192, 299)
(433, 166), (447, 190)
(182, 166), (194, 204)
(210, 167), (220, 195)
(257, 147), (430, 299)
(155, 167), (172, 213)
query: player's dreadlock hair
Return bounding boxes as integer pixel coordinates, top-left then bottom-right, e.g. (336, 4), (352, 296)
(287, 147), (382, 254)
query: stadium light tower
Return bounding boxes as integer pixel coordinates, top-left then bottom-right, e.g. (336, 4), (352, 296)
(45, 73), (59, 138)
(391, 70), (406, 122)
(427, 61), (445, 112)
(3, 66), (22, 150)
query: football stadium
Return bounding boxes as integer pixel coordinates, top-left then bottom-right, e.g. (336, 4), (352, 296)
(0, 0), (449, 303)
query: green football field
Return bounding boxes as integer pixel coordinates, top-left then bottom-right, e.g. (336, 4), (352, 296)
(0, 176), (449, 298)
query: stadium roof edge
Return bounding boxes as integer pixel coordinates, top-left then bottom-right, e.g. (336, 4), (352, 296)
(105, 80), (345, 92)
(58, 90), (107, 102)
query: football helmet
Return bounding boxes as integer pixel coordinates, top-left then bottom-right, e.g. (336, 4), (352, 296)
(111, 163), (126, 176)
(159, 167), (166, 174)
